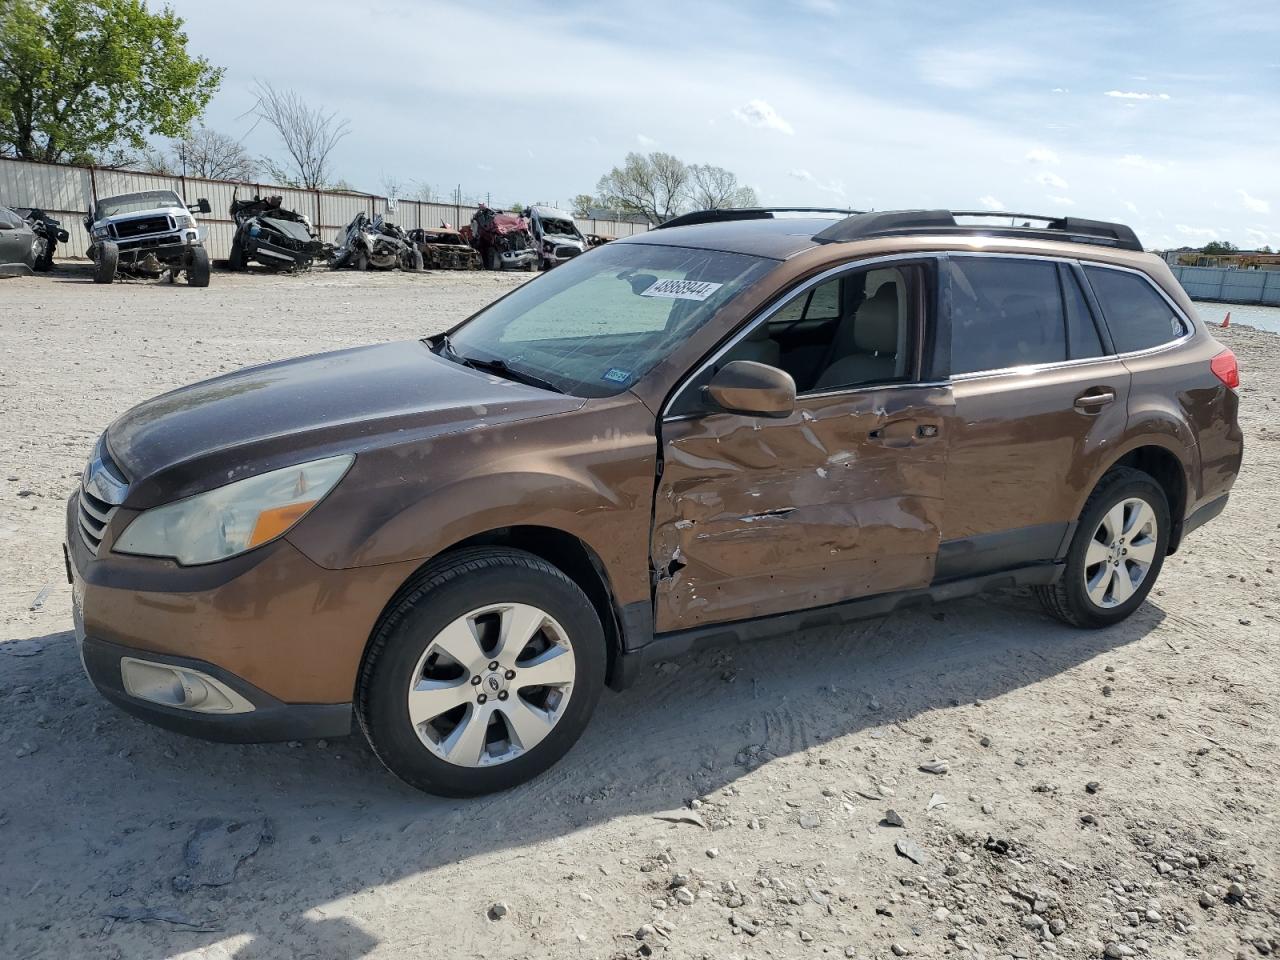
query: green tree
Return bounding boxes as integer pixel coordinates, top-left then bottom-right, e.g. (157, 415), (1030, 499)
(0, 0), (221, 164)
(1201, 240), (1238, 255)
(596, 152), (690, 224)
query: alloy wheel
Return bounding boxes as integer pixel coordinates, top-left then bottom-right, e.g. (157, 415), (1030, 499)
(1083, 497), (1159, 608)
(406, 603), (576, 767)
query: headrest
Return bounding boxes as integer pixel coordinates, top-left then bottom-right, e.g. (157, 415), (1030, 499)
(853, 285), (899, 354)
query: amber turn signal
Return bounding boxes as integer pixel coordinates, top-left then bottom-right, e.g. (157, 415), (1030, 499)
(248, 500), (318, 548)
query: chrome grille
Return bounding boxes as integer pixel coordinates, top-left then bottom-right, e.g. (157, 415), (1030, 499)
(77, 488), (115, 555)
(110, 215), (172, 239)
(78, 437), (128, 557)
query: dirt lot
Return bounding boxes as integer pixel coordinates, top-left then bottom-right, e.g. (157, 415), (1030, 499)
(1, 266), (1277, 960)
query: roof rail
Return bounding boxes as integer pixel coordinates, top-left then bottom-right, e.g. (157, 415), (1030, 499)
(811, 209), (1143, 251)
(658, 207), (861, 230)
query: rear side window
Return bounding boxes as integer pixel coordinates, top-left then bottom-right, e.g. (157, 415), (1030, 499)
(1083, 266), (1188, 353)
(1061, 266), (1105, 360)
(948, 258), (1067, 374)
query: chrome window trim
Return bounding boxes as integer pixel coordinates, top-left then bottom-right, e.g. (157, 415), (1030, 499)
(661, 252), (934, 421)
(945, 252), (1196, 380)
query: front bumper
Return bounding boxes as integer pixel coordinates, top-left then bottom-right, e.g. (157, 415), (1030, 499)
(65, 492), (420, 742)
(79, 634), (352, 742)
(246, 237), (321, 266)
(500, 249), (537, 268)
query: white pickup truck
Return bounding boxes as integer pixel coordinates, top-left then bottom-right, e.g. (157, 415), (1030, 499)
(85, 189), (213, 286)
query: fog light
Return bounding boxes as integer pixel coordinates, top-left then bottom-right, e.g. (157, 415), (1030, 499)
(120, 658), (254, 714)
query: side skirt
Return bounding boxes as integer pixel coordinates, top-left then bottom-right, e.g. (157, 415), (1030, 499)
(610, 562), (1062, 689)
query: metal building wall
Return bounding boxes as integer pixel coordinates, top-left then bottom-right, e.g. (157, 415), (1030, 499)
(1171, 265), (1280, 306)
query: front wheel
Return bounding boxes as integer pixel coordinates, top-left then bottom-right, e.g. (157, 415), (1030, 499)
(356, 547), (606, 796)
(186, 245), (210, 287)
(1035, 467), (1170, 628)
(93, 241), (118, 283)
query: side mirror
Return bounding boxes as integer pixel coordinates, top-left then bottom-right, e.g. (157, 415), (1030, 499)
(194, 198), (212, 214)
(705, 360), (796, 418)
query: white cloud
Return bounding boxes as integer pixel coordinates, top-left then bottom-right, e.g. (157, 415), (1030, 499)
(1047, 195), (1076, 206)
(917, 47), (1037, 90)
(978, 195), (1006, 211)
(1025, 147), (1060, 164)
(1176, 224), (1222, 239)
(1245, 227), (1274, 245)
(731, 99), (795, 135)
(1035, 171), (1069, 190)
(789, 168), (846, 198)
(1118, 154), (1167, 173)
(636, 133), (657, 147)
(1104, 90), (1172, 100)
(1123, 200), (1139, 214)
(1238, 189), (1271, 214)
(1051, 87), (1069, 94)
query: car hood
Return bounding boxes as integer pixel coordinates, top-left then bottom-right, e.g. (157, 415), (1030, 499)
(107, 341), (584, 508)
(544, 233), (585, 247)
(258, 216), (314, 243)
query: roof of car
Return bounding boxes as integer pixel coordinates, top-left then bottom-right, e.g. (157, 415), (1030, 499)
(616, 216), (834, 260)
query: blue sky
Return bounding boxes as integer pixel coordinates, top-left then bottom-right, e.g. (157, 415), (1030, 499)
(169, 0), (1278, 249)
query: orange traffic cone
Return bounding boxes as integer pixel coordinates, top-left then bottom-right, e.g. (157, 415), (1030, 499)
(1221, 311), (1231, 329)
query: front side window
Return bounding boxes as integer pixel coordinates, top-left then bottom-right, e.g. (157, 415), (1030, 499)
(1083, 266), (1188, 353)
(446, 242), (774, 397)
(949, 258), (1068, 374)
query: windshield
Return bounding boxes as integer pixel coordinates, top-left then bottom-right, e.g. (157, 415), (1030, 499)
(97, 191), (183, 219)
(445, 242), (774, 397)
(540, 216), (581, 239)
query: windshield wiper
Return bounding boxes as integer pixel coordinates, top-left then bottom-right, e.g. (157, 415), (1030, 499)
(443, 343), (564, 394)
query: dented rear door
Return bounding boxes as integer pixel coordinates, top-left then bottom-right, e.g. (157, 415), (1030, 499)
(651, 383), (952, 633)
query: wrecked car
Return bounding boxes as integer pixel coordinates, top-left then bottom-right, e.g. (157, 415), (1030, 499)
(227, 193), (325, 271)
(407, 224), (482, 270)
(0, 204), (40, 274)
(66, 207), (1241, 797)
(329, 212), (422, 271)
(462, 205), (537, 271)
(524, 205), (587, 270)
(84, 189), (213, 286)
(18, 207), (69, 270)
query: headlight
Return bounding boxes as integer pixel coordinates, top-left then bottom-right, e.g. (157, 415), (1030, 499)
(114, 455), (353, 565)
(175, 214), (195, 229)
(93, 225), (111, 238)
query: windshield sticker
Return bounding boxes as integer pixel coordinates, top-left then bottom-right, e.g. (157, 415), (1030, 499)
(640, 278), (724, 301)
(601, 367), (632, 384)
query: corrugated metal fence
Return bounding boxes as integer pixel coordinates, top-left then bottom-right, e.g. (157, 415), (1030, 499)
(0, 156), (651, 260)
(1170, 265), (1280, 306)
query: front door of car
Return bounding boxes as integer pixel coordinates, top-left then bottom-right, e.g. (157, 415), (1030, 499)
(650, 259), (952, 634)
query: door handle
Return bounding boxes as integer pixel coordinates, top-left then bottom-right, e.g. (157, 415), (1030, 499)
(1074, 388), (1116, 412)
(869, 420), (940, 446)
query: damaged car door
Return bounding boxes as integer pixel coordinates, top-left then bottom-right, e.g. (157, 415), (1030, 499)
(651, 259), (951, 632)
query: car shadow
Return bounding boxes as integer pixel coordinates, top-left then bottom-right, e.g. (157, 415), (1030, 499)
(0, 587), (1164, 957)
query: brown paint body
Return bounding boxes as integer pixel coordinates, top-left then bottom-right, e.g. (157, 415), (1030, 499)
(69, 224), (1242, 709)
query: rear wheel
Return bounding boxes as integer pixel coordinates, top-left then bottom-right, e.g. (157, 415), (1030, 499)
(93, 241), (118, 284)
(1035, 467), (1169, 628)
(485, 248), (500, 271)
(357, 547), (606, 796)
(353, 250), (369, 271)
(186, 246), (211, 287)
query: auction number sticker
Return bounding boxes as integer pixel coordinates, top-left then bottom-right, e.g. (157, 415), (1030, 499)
(640, 278), (723, 301)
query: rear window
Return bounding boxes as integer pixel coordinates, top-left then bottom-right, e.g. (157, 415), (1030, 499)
(948, 258), (1067, 374)
(1062, 266), (1105, 360)
(1083, 266), (1188, 353)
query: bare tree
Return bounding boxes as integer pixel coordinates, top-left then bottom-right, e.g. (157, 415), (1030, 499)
(249, 81), (349, 189)
(173, 127), (256, 181)
(570, 193), (596, 217)
(380, 173), (404, 201)
(412, 181), (439, 203)
(596, 152), (690, 224)
(688, 163), (758, 210)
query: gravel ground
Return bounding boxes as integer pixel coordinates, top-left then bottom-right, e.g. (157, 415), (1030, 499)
(0, 265), (1277, 960)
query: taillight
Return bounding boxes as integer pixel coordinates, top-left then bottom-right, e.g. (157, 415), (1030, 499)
(1210, 349), (1239, 389)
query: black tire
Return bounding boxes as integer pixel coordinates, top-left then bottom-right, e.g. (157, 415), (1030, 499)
(354, 250), (369, 271)
(34, 241), (54, 271)
(93, 241), (118, 284)
(356, 547), (606, 797)
(186, 245), (211, 287)
(227, 235), (246, 271)
(485, 248), (500, 271)
(1034, 466), (1170, 628)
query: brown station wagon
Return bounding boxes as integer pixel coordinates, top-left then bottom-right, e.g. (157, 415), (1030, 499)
(67, 208), (1243, 796)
